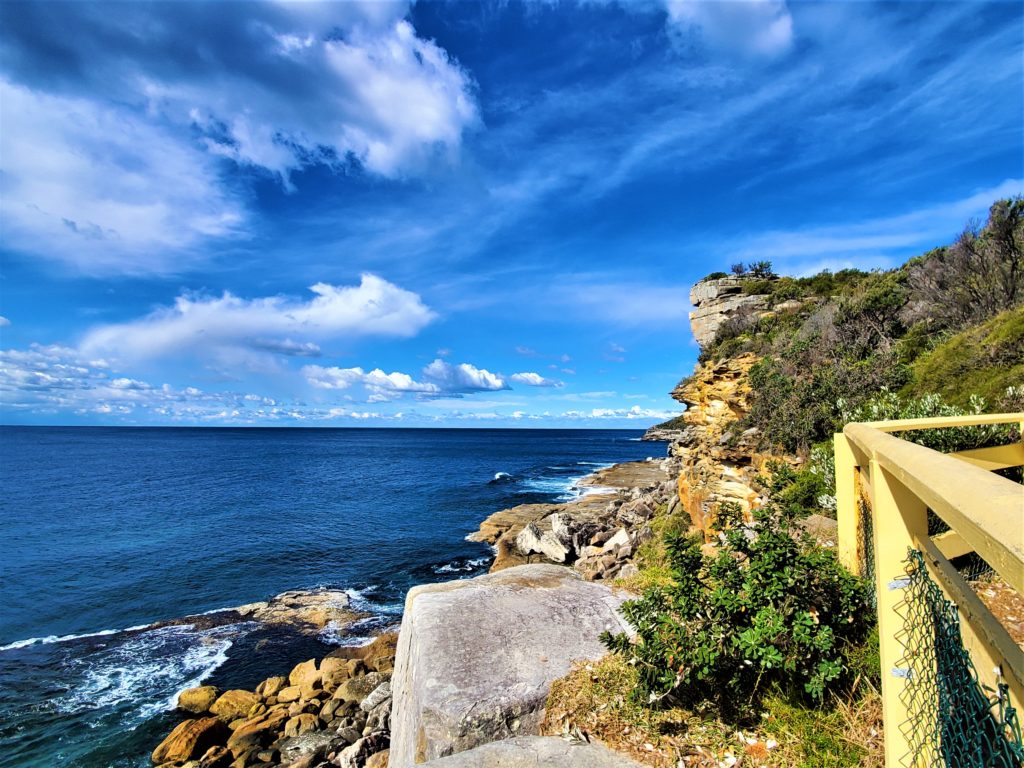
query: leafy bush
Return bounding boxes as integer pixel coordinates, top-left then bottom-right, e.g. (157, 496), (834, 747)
(839, 388), (1011, 452)
(602, 502), (871, 718)
(702, 270), (729, 281)
(759, 460), (832, 518)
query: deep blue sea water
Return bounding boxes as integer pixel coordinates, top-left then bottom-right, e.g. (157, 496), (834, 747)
(0, 427), (665, 768)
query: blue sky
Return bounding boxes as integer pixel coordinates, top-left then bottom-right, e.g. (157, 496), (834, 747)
(0, 0), (1021, 427)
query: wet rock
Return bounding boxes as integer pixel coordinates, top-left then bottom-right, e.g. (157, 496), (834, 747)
(152, 717), (230, 765)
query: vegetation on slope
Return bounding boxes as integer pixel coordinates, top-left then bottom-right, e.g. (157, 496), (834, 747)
(590, 197), (1022, 767)
(699, 197), (1023, 454)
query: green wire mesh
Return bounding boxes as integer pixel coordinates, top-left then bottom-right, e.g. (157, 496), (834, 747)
(858, 494), (877, 609)
(897, 549), (1024, 767)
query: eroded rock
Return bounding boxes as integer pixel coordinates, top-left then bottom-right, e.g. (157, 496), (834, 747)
(389, 564), (631, 767)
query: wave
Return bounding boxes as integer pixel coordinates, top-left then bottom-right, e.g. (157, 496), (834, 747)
(433, 556), (490, 574)
(0, 624), (157, 652)
(53, 623), (236, 722)
(487, 471), (514, 484)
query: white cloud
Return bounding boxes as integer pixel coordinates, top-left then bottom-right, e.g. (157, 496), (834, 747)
(0, 79), (244, 274)
(423, 359), (509, 393)
(303, 365), (440, 400)
(562, 405), (679, 420)
(1, 4), (477, 272)
(81, 274), (435, 363)
(665, 0), (794, 58)
(510, 371), (563, 387)
(0, 316), (10, 327)
(303, 357), (514, 402)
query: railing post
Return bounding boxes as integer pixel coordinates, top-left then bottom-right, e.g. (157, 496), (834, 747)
(870, 460), (930, 768)
(834, 432), (859, 575)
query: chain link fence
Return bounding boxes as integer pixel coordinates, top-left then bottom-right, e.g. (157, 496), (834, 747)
(896, 549), (1024, 767)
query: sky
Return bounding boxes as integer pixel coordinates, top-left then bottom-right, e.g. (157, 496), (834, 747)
(0, 0), (1021, 428)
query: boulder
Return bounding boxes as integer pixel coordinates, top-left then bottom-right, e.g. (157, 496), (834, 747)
(209, 690), (261, 722)
(365, 750), (390, 768)
(283, 713), (321, 738)
(515, 522), (570, 563)
(359, 680), (392, 713)
(601, 529), (630, 553)
(178, 685), (220, 714)
(256, 676), (287, 698)
(332, 672), (385, 703)
(152, 717), (229, 765)
(416, 736), (647, 767)
(389, 564), (631, 767)
(288, 659), (321, 692)
(195, 745), (232, 768)
(277, 685), (302, 703)
(226, 710), (289, 757)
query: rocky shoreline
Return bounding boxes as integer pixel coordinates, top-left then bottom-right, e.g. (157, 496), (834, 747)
(147, 453), (679, 768)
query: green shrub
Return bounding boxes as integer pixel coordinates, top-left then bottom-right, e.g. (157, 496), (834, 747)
(839, 388), (1011, 452)
(760, 460), (832, 519)
(602, 503), (871, 718)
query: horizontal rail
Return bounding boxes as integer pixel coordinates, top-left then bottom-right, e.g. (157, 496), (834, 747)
(844, 423), (1024, 595)
(950, 443), (1024, 471)
(861, 412), (1024, 433)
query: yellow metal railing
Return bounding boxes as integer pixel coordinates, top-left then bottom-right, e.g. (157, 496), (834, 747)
(834, 413), (1024, 767)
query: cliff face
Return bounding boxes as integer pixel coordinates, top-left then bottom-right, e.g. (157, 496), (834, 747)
(688, 277), (770, 347)
(667, 353), (769, 533)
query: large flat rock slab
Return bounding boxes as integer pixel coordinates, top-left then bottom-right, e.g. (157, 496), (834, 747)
(577, 459), (668, 490)
(416, 736), (647, 767)
(389, 565), (631, 767)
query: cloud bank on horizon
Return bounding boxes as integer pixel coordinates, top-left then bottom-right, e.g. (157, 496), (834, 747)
(0, 0), (1020, 426)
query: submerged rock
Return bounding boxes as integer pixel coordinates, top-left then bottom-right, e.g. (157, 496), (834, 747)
(389, 564), (632, 768)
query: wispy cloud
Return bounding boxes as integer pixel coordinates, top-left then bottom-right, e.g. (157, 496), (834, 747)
(724, 179), (1024, 273)
(0, 2), (478, 273)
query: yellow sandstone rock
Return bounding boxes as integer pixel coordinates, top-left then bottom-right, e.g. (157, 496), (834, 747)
(209, 690), (261, 722)
(151, 717), (229, 765)
(177, 685), (219, 714)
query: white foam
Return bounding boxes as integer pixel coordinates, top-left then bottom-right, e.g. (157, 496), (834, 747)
(434, 556), (490, 574)
(0, 628), (120, 652)
(55, 624), (235, 722)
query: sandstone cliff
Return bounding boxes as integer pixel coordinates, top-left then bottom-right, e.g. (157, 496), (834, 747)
(666, 353), (771, 533)
(688, 277), (771, 347)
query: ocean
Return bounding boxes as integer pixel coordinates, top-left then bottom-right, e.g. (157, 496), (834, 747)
(0, 426), (665, 767)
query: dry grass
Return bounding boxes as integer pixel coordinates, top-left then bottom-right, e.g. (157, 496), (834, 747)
(542, 655), (884, 768)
